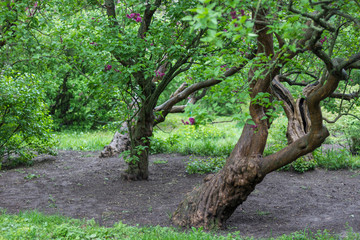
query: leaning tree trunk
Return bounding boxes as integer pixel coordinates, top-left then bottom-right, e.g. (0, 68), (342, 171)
(172, 124), (267, 228)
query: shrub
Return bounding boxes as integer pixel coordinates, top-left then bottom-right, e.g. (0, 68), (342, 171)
(345, 119), (360, 155)
(186, 156), (226, 174)
(282, 157), (317, 173)
(0, 70), (55, 168)
(314, 148), (360, 170)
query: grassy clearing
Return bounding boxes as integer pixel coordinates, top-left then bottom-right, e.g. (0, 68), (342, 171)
(53, 131), (113, 151)
(52, 114), (360, 173)
(0, 210), (358, 240)
(152, 114), (240, 156)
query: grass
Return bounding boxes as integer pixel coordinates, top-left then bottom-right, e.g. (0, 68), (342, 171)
(53, 130), (114, 151)
(0, 210), (359, 240)
(151, 114), (240, 156)
(52, 114), (360, 174)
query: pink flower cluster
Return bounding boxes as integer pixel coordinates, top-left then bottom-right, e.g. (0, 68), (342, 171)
(320, 36), (327, 44)
(182, 117), (195, 125)
(104, 65), (112, 71)
(250, 124), (258, 130)
(155, 70), (165, 77)
(104, 64), (121, 73)
(126, 13), (142, 23)
(230, 9), (245, 27)
(230, 9), (245, 19)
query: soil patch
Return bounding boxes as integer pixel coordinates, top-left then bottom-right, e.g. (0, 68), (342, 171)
(0, 151), (359, 238)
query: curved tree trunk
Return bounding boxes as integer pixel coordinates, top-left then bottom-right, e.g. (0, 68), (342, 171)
(172, 125), (266, 228)
(271, 77), (314, 161)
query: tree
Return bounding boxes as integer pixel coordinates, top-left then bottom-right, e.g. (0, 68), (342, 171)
(171, 0), (360, 229)
(93, 0), (256, 180)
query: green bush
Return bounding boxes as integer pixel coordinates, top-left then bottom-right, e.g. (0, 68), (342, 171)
(280, 157), (317, 173)
(186, 156), (226, 174)
(345, 119), (360, 155)
(0, 70), (55, 168)
(314, 148), (360, 170)
(152, 117), (239, 156)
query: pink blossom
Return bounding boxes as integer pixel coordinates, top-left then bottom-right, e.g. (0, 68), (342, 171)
(155, 70), (165, 77)
(114, 69), (121, 72)
(231, 11), (237, 19)
(126, 13), (142, 23)
(320, 36), (328, 45)
(189, 117), (195, 125)
(240, 9), (245, 16)
(150, 43), (154, 46)
(104, 65), (112, 71)
(181, 120), (189, 125)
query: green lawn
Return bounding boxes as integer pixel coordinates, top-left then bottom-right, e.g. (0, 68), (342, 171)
(0, 211), (358, 240)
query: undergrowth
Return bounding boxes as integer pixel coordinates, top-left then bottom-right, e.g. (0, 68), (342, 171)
(53, 114), (360, 174)
(0, 210), (359, 240)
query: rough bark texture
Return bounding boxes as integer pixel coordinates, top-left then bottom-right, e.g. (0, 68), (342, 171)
(271, 77), (314, 160)
(172, 125), (266, 228)
(100, 122), (130, 158)
(100, 132), (130, 158)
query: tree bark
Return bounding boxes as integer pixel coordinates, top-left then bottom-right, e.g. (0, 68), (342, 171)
(100, 123), (130, 158)
(172, 124), (266, 228)
(121, 105), (154, 180)
(271, 77), (314, 161)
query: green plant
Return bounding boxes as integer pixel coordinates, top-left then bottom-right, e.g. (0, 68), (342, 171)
(314, 148), (360, 170)
(0, 211), (359, 240)
(53, 130), (113, 151)
(290, 157), (317, 173)
(0, 71), (55, 168)
(186, 156), (226, 174)
(153, 160), (168, 164)
(24, 173), (41, 180)
(345, 119), (360, 155)
(48, 195), (57, 209)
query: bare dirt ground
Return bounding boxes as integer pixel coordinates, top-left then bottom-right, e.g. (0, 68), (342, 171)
(0, 151), (359, 238)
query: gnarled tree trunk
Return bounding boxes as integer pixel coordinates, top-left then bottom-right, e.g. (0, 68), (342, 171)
(271, 77), (314, 161)
(172, 124), (266, 228)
